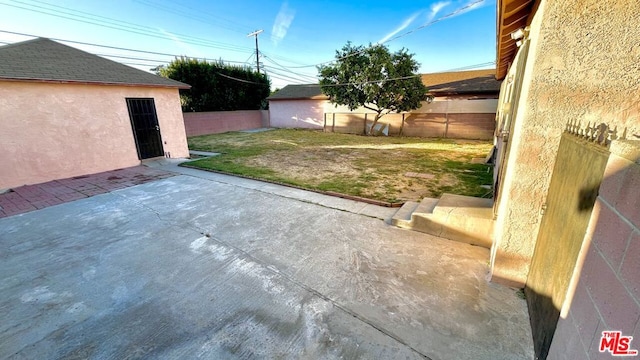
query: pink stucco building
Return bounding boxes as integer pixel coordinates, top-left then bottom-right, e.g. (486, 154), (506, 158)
(0, 38), (190, 190)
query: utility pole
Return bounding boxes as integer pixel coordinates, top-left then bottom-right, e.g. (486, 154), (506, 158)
(247, 29), (263, 74)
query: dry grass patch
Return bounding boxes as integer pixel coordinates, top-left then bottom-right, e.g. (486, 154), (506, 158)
(186, 129), (493, 203)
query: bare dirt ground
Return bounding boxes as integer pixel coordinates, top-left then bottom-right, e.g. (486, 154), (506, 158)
(187, 130), (493, 203)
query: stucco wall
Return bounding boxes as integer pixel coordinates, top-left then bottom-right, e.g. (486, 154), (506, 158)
(547, 140), (640, 359)
(269, 99), (326, 129)
(490, 0), (640, 286)
(183, 110), (266, 136)
(0, 81), (188, 190)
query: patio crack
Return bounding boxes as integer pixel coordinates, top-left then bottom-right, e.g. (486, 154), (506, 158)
(196, 232), (433, 360)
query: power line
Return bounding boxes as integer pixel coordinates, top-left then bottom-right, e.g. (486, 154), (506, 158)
(0, 0), (255, 53)
(96, 53), (171, 63)
(122, 61), (163, 68)
(307, 74), (421, 88)
(261, 54), (317, 81)
(0, 29), (251, 64)
(261, 62), (316, 81)
(215, 72), (268, 86)
(17, 0), (251, 51)
(441, 61), (496, 72)
(133, 0), (265, 38)
(261, 66), (316, 84)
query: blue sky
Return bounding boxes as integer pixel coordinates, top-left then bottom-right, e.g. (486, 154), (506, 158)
(0, 0), (497, 89)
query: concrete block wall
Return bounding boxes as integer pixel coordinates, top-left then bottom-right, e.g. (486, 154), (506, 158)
(183, 110), (265, 137)
(548, 143), (640, 359)
(326, 112), (495, 140)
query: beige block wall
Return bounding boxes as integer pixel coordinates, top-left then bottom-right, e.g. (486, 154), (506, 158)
(269, 99), (327, 129)
(490, 0), (640, 286)
(183, 110), (264, 136)
(0, 81), (188, 190)
(326, 98), (499, 114)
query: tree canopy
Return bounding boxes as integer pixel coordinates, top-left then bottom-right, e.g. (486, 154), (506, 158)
(159, 58), (271, 112)
(318, 43), (428, 134)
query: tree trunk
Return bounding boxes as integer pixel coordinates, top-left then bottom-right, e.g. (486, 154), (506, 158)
(367, 113), (383, 135)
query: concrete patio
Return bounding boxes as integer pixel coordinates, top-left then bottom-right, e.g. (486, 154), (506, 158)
(0, 163), (533, 359)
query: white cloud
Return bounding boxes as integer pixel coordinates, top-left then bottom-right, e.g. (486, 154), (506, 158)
(378, 12), (421, 44)
(271, 2), (296, 46)
(426, 1), (451, 23)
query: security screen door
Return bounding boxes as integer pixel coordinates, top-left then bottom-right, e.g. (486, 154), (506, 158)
(126, 98), (164, 159)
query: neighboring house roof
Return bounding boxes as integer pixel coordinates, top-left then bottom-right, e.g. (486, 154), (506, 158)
(0, 38), (190, 89)
(267, 84), (329, 100)
(270, 69), (501, 100)
(421, 69), (502, 95)
(496, 0), (537, 80)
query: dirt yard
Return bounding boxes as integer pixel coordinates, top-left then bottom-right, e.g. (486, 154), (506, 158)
(186, 129), (493, 203)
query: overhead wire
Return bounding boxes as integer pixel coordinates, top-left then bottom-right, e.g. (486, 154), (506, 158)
(133, 0), (269, 38)
(96, 53), (171, 63)
(260, 64), (316, 83)
(261, 54), (318, 81)
(441, 61), (496, 72)
(0, 29), (251, 64)
(0, 0), (255, 53)
(261, 67), (313, 84)
(216, 72), (269, 86)
(16, 0), (252, 50)
(122, 62), (163, 67)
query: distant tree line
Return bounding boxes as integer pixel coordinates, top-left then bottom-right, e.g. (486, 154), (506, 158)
(159, 58), (271, 112)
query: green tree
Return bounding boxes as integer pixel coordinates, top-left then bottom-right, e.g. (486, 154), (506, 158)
(159, 58), (271, 112)
(318, 43), (428, 135)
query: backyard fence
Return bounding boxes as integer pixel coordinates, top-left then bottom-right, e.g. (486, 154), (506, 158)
(183, 110), (269, 137)
(323, 112), (495, 139)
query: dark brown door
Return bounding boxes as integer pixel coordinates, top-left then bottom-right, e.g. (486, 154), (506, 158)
(126, 98), (164, 159)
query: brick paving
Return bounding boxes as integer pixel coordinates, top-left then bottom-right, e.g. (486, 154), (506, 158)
(0, 166), (175, 218)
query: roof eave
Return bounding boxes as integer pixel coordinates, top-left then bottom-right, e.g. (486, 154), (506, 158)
(496, 0), (537, 80)
(0, 76), (191, 89)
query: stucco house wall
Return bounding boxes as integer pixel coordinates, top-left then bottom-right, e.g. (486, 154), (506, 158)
(490, 0), (640, 286)
(0, 81), (188, 190)
(269, 99), (327, 129)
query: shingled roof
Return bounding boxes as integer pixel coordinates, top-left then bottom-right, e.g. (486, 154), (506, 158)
(421, 69), (502, 95)
(269, 69), (501, 100)
(0, 38), (189, 89)
(267, 84), (328, 100)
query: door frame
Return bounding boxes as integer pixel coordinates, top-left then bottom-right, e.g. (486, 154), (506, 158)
(126, 98), (164, 160)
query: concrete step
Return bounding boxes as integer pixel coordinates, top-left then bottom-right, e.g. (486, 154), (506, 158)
(412, 197), (439, 216)
(432, 193), (493, 219)
(390, 201), (419, 227)
(391, 194), (495, 249)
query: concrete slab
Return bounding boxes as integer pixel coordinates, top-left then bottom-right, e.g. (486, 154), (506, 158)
(240, 127), (275, 133)
(0, 174), (533, 359)
(188, 150), (221, 157)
